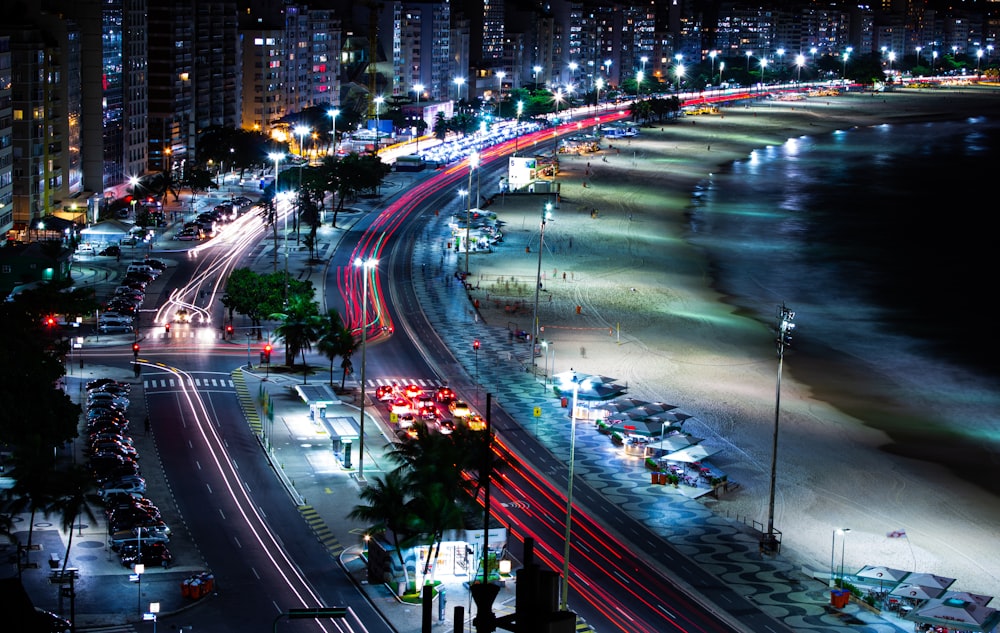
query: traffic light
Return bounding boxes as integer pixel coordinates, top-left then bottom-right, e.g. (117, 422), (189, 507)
(44, 315), (57, 328)
(473, 339), (480, 351)
(225, 324), (234, 338)
(132, 343), (140, 359)
(164, 323), (171, 333)
(263, 343), (272, 364)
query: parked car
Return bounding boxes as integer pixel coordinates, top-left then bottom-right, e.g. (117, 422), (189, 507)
(98, 476), (146, 497)
(33, 608), (71, 633)
(175, 229), (199, 241)
(144, 258), (167, 271)
(98, 245), (121, 257)
(108, 527), (171, 551)
(119, 541), (173, 568)
(86, 378), (130, 392)
(89, 440), (138, 460)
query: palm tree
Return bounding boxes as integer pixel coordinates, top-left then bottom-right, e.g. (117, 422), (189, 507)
(269, 296), (322, 378)
(387, 425), (478, 581)
(316, 309), (356, 387)
(49, 464), (100, 577)
(348, 470), (421, 592)
(5, 440), (59, 577)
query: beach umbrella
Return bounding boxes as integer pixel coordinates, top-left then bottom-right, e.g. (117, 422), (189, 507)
(909, 597), (1000, 633)
(856, 565), (910, 583)
(891, 583), (944, 601)
(576, 380), (626, 401)
(649, 402), (679, 412)
(607, 409), (648, 423)
(647, 434), (701, 453)
(609, 417), (666, 437)
(663, 443), (720, 463)
(631, 404), (668, 417)
(938, 591), (992, 608)
(903, 573), (955, 591)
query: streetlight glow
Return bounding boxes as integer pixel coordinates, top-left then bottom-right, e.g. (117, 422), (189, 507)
(327, 109), (340, 156)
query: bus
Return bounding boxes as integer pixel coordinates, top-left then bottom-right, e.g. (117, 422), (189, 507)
(394, 155), (427, 172)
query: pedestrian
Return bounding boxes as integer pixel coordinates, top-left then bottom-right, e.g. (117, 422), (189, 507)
(562, 272), (566, 281)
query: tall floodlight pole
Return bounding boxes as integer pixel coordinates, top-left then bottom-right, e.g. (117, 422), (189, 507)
(559, 371), (581, 611)
(764, 303), (795, 553)
(829, 527), (849, 587)
(373, 96), (385, 155)
(495, 71), (506, 107)
(709, 51), (717, 84)
(354, 257), (378, 483)
(514, 100), (524, 154)
(465, 151), (479, 275)
(529, 202), (552, 367)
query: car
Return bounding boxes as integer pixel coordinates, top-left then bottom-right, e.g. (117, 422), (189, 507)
(99, 476), (146, 497)
(89, 440), (138, 459)
(87, 378), (129, 391)
(108, 527), (171, 551)
(88, 391), (130, 406)
(98, 245), (121, 257)
(389, 397), (411, 415)
(438, 419), (456, 435)
(33, 608), (71, 633)
(415, 394), (435, 410)
(375, 384), (396, 401)
(119, 541), (173, 568)
(175, 229), (199, 241)
(435, 386), (456, 403)
(403, 384), (423, 399)
(89, 432), (133, 446)
(97, 321), (135, 334)
(87, 420), (130, 436)
(174, 308), (191, 323)
(466, 414), (487, 431)
(448, 400), (471, 418)
(418, 405), (439, 422)
(397, 411), (416, 429)
(108, 512), (164, 536)
(144, 258), (167, 270)
(89, 381), (131, 395)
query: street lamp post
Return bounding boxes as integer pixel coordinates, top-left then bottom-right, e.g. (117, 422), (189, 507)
(514, 100), (524, 154)
(533, 65), (542, 87)
(327, 109), (340, 157)
(559, 370), (581, 611)
(473, 339), (480, 403)
(709, 51), (717, 84)
(840, 528), (851, 584)
(353, 257), (378, 483)
(495, 71), (505, 109)
(796, 54), (805, 83)
(760, 58), (768, 93)
(594, 77), (604, 110)
(134, 564), (144, 615)
(373, 96), (385, 155)
(674, 63), (685, 93)
(763, 304), (795, 553)
(454, 77), (466, 105)
(842, 47), (853, 81)
(829, 528), (850, 587)
(529, 202), (552, 367)
(977, 49), (983, 76)
(268, 152), (284, 273)
(465, 151), (479, 275)
(568, 61), (578, 91)
(746, 51), (752, 73)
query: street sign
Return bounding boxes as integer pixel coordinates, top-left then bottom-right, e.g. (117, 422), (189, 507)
(533, 407), (542, 417)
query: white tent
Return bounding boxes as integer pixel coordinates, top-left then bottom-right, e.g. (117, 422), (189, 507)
(891, 583), (944, 601)
(79, 220), (133, 245)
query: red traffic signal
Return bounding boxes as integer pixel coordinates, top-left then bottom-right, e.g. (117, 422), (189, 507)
(132, 343), (140, 358)
(44, 315), (57, 327)
(225, 324), (234, 337)
(473, 339), (480, 351)
(164, 323), (171, 332)
(263, 343), (272, 363)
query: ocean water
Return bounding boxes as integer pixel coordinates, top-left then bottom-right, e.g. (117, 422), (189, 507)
(686, 116), (1000, 489)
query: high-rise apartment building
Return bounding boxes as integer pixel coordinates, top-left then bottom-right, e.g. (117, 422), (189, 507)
(0, 36), (13, 242)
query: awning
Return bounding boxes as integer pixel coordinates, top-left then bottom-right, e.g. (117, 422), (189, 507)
(907, 597), (1000, 633)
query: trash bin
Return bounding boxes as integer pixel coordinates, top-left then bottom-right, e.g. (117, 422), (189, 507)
(658, 473), (669, 485)
(560, 397), (568, 408)
(651, 472), (659, 485)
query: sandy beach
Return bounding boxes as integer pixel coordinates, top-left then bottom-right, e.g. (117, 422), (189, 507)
(457, 86), (1000, 601)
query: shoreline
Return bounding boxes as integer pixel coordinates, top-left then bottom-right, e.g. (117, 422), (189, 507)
(461, 85), (1000, 599)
